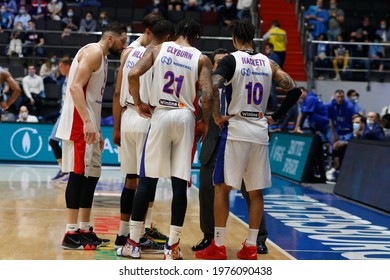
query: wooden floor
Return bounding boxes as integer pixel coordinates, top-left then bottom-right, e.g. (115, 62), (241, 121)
(0, 164), (291, 260)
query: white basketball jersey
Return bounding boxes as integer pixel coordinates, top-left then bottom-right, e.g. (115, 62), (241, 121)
(150, 41), (201, 112)
(56, 43), (107, 141)
(120, 46), (148, 107)
(226, 51), (272, 144)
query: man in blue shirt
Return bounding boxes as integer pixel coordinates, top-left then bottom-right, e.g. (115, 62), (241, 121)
(327, 89), (356, 181)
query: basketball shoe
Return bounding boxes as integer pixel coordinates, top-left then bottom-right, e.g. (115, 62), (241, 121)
(164, 241), (183, 260)
(237, 242), (257, 260)
(114, 234), (129, 250)
(144, 224), (168, 244)
(80, 226), (110, 246)
(194, 239), (227, 260)
(61, 230), (100, 250)
(139, 237), (164, 254)
(116, 238), (141, 259)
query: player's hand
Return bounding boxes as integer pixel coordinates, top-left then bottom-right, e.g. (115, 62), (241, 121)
(136, 102), (152, 119)
(196, 119), (209, 142)
(266, 115), (276, 125)
(84, 120), (97, 144)
(112, 129), (121, 147)
(214, 115), (232, 130)
(0, 102), (9, 110)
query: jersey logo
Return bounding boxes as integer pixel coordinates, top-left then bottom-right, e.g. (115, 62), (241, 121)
(161, 56), (172, 65)
(240, 111), (264, 119)
(126, 60), (134, 68)
(240, 68), (251, 76)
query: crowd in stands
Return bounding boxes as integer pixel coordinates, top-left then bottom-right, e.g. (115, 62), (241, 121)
(304, 0), (390, 81)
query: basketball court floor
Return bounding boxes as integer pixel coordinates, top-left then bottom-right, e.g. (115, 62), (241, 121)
(0, 163), (389, 260)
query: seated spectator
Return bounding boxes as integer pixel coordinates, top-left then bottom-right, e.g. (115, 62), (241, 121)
(167, 0), (183, 11)
(326, 0), (344, 41)
(376, 19), (390, 42)
(304, 0), (329, 39)
(332, 34), (349, 81)
(362, 112), (385, 141)
(22, 65), (45, 116)
(7, 21), (25, 57)
(17, 105), (39, 122)
(0, 4), (13, 29)
(62, 8), (79, 33)
(313, 33), (331, 80)
(144, 0), (167, 18)
(4, 0), (18, 15)
(346, 89), (365, 116)
(40, 53), (59, 84)
(47, 0), (63, 21)
(13, 5), (31, 29)
(219, 0), (237, 26)
(97, 10), (109, 31)
(22, 20), (45, 57)
(183, 0), (203, 11)
(78, 0), (101, 8)
(31, 0), (48, 21)
(369, 35), (385, 81)
(381, 114), (390, 141)
(351, 114), (365, 139)
(236, 0), (252, 20)
(348, 29), (369, 80)
(356, 15), (375, 41)
(79, 11), (96, 32)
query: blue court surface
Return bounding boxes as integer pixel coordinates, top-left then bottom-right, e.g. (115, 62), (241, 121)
(192, 172), (390, 260)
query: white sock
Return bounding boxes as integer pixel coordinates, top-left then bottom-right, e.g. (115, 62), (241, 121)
(119, 220), (129, 237)
(214, 227), (226, 247)
(246, 228), (259, 246)
(79, 222), (91, 231)
(145, 207), (153, 229)
(130, 220), (144, 243)
(66, 224), (78, 233)
(168, 225), (182, 246)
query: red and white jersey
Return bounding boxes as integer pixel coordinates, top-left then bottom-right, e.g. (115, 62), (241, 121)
(56, 43), (107, 141)
(226, 51), (272, 145)
(120, 46), (147, 107)
(149, 41), (201, 113)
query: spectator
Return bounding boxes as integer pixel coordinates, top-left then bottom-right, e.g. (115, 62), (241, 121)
(16, 105), (39, 122)
(167, 0), (183, 11)
(376, 19), (390, 42)
(13, 5), (31, 29)
(326, 0), (344, 41)
(22, 65), (45, 116)
(62, 8), (79, 33)
(368, 34), (385, 81)
(31, 0), (48, 21)
(79, 11), (97, 32)
(262, 20), (287, 68)
(97, 10), (110, 31)
(47, 0), (63, 21)
(0, 4), (13, 29)
(236, 0), (252, 20)
(313, 33), (331, 80)
(304, 0), (329, 39)
(4, 0), (18, 15)
(332, 34), (349, 81)
(40, 53), (59, 84)
(326, 89), (356, 181)
(144, 0), (167, 18)
(351, 114), (365, 139)
(381, 114), (390, 141)
(346, 89), (365, 116)
(380, 104), (390, 118)
(22, 20), (45, 57)
(7, 21), (25, 57)
(348, 29), (369, 80)
(78, 0), (101, 8)
(362, 112), (385, 141)
(183, 0), (203, 11)
(218, 0), (237, 26)
(356, 15), (375, 41)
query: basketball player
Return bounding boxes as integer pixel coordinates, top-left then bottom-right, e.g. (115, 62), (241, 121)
(0, 67), (21, 119)
(117, 18), (214, 260)
(49, 57), (72, 186)
(195, 19), (301, 260)
(114, 20), (176, 253)
(112, 13), (169, 250)
(56, 22), (127, 250)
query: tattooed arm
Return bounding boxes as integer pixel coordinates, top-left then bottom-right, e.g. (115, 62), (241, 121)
(269, 59), (302, 123)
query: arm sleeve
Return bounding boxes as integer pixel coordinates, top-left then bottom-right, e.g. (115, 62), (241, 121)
(213, 55), (236, 82)
(271, 87), (302, 121)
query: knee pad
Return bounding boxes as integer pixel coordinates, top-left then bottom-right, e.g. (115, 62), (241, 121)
(65, 172), (84, 209)
(79, 176), (99, 208)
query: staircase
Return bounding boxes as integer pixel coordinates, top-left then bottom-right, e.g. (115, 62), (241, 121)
(260, 0), (306, 81)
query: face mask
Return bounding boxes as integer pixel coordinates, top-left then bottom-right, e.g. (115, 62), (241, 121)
(353, 123), (360, 131)
(330, 5), (336, 9)
(102, 19), (108, 25)
(154, 0), (160, 4)
(86, 17), (92, 21)
(21, 112), (28, 120)
(50, 58), (56, 63)
(19, 10), (26, 14)
(67, 12), (73, 17)
(52, 0), (57, 3)
(380, 24), (386, 29)
(366, 119), (375, 125)
(0, 9), (6, 13)
(225, 3), (233, 8)
(28, 72), (34, 77)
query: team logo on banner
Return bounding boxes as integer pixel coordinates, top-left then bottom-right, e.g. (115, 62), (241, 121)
(10, 127), (43, 159)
